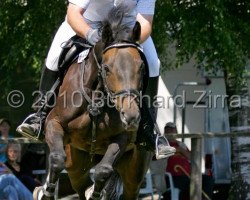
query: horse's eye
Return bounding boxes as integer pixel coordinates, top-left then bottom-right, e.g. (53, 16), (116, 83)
(103, 64), (111, 74)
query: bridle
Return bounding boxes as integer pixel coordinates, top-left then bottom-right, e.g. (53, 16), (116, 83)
(94, 42), (144, 105)
(85, 42), (145, 158)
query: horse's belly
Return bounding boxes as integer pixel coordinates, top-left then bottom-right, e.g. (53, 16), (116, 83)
(68, 130), (137, 155)
(69, 134), (110, 155)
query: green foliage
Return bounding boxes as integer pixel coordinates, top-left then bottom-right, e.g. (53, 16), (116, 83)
(0, 0), (66, 94)
(0, 0), (249, 93)
(153, 0), (250, 77)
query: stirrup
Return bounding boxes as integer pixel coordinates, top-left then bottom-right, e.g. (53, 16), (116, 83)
(16, 113), (43, 140)
(155, 134), (176, 160)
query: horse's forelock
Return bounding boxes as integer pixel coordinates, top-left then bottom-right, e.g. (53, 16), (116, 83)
(102, 5), (134, 45)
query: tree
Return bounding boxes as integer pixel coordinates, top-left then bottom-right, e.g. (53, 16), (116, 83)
(0, 0), (66, 92)
(0, 0), (66, 127)
(154, 0), (249, 76)
(153, 1), (250, 199)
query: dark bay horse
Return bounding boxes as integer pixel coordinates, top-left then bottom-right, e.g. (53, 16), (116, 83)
(33, 7), (152, 200)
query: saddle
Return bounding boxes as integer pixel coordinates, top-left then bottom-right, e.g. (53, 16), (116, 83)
(58, 35), (92, 81)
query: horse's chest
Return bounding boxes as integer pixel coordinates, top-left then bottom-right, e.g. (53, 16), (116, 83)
(97, 112), (122, 132)
(68, 111), (128, 154)
(70, 111), (123, 140)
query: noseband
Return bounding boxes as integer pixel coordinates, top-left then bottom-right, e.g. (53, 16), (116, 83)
(94, 42), (144, 104)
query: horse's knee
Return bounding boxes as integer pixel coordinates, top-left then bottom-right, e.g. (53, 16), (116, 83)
(49, 152), (66, 172)
(94, 164), (113, 182)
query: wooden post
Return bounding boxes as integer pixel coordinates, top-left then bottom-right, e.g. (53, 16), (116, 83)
(190, 138), (202, 200)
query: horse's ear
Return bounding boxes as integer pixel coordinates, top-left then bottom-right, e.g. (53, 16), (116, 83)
(102, 22), (114, 46)
(132, 21), (141, 42)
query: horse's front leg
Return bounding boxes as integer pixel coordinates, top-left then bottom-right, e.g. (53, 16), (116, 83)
(33, 118), (66, 200)
(90, 134), (128, 199)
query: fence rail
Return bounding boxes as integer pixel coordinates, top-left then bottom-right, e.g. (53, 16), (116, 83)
(1, 132), (249, 143)
(167, 131), (250, 139)
(0, 137), (42, 143)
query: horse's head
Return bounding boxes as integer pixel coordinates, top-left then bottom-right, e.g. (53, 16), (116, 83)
(98, 7), (144, 131)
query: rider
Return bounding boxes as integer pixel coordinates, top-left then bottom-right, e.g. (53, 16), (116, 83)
(17, 0), (175, 159)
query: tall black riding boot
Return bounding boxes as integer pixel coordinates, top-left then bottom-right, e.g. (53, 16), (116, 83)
(17, 67), (58, 140)
(137, 76), (176, 159)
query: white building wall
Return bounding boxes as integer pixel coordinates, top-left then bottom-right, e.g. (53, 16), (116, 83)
(157, 59), (206, 140)
(157, 60), (231, 183)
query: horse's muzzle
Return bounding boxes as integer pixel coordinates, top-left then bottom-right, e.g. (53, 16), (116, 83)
(120, 109), (141, 131)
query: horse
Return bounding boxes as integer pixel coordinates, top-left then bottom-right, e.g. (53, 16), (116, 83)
(33, 7), (152, 200)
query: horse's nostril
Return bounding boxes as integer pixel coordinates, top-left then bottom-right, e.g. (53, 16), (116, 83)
(121, 110), (126, 119)
(120, 109), (140, 125)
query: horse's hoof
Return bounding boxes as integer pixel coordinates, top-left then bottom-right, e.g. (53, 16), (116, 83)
(33, 186), (43, 200)
(33, 186), (55, 200)
(85, 184), (94, 200)
(85, 184), (103, 200)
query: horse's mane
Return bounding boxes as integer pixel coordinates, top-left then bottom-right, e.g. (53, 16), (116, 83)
(102, 4), (137, 45)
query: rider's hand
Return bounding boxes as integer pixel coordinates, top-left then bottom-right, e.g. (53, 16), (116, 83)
(86, 28), (101, 45)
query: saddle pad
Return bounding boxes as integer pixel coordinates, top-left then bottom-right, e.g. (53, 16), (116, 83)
(78, 49), (90, 63)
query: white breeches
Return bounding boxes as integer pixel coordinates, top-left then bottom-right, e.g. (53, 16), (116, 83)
(140, 37), (160, 77)
(45, 22), (75, 71)
(46, 21), (160, 77)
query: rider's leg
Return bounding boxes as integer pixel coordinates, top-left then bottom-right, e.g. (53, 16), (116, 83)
(141, 37), (175, 159)
(16, 22), (76, 139)
(16, 66), (58, 139)
(142, 76), (175, 159)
